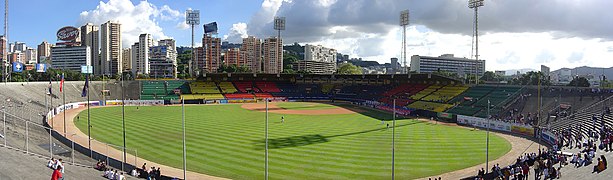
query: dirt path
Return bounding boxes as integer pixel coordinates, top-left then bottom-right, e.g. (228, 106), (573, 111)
(414, 118), (545, 180)
(241, 103), (360, 115)
(50, 107), (228, 180)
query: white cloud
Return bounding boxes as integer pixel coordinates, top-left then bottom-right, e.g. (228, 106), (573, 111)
(223, 23), (249, 43)
(242, 0), (613, 71)
(176, 22), (190, 30)
(78, 0), (181, 48)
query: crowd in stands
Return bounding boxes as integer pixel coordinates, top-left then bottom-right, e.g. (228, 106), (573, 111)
(475, 148), (566, 180)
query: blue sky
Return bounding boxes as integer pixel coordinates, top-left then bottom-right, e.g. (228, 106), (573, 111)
(3, 0), (261, 47)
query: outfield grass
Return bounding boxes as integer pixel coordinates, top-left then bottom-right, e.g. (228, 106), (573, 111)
(74, 102), (511, 179)
(275, 102), (339, 110)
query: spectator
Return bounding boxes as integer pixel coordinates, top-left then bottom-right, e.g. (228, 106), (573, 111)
(54, 159), (64, 174)
(47, 158), (55, 169)
(593, 158), (605, 173)
(130, 168), (139, 177)
(116, 172), (126, 180)
(51, 166), (62, 180)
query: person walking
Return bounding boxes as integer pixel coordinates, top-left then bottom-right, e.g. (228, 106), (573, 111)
(281, 116), (285, 123)
(51, 166), (62, 180)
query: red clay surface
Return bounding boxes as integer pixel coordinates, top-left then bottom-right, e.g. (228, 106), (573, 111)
(241, 102), (362, 115)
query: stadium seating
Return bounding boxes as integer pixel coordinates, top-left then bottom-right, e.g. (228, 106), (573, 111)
(234, 82), (260, 93)
(255, 82), (281, 93)
(140, 80), (186, 100)
(407, 101), (454, 112)
(218, 82), (238, 94)
(410, 85), (441, 100)
(421, 85), (468, 103)
(187, 82), (225, 100)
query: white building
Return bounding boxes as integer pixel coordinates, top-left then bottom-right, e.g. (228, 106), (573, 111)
(81, 23), (100, 75)
(50, 46), (91, 72)
(294, 44), (337, 74)
(25, 48), (37, 64)
(149, 46), (176, 78)
(410, 54), (485, 76)
(101, 21), (122, 75)
(131, 33), (153, 75)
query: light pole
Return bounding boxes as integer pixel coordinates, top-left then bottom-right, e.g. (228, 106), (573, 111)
(2, 105), (5, 147)
(485, 99), (490, 173)
(186, 10), (200, 77)
(400, 10), (409, 74)
(181, 96), (186, 180)
(392, 99), (396, 179)
(265, 98), (269, 180)
(121, 73), (126, 172)
(468, 0), (484, 85)
(274, 17), (285, 73)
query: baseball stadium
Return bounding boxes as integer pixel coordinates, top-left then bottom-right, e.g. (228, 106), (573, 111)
(2, 73), (613, 180)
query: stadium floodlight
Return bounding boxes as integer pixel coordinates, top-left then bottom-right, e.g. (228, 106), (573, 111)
(400, 10), (409, 74)
(186, 9), (200, 77)
(274, 17), (285, 74)
(468, 0), (484, 85)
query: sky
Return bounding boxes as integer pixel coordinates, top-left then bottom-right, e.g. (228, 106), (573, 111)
(3, 0), (613, 72)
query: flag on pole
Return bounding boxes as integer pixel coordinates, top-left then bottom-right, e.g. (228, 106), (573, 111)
(60, 73), (65, 92)
(81, 76), (89, 97)
(48, 78), (52, 95)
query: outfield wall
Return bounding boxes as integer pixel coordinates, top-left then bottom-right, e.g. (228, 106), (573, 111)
(457, 115), (558, 147)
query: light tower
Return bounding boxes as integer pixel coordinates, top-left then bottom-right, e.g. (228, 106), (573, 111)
(469, 0), (484, 84)
(400, 10), (409, 74)
(274, 17), (285, 74)
(186, 9), (200, 77)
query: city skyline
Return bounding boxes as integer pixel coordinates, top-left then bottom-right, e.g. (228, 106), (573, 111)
(2, 0), (613, 71)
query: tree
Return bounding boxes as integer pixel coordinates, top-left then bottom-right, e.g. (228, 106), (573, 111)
(509, 71), (551, 86)
(283, 53), (299, 71)
(337, 63), (362, 74)
(568, 77), (590, 87)
(480, 71), (500, 82)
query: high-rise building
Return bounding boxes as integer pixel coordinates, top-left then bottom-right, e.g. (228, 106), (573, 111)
(203, 34), (221, 73)
(8, 51), (25, 64)
(158, 39), (177, 66)
(37, 41), (52, 64)
(50, 46), (91, 72)
(25, 48), (37, 64)
(224, 48), (242, 67)
(122, 48), (132, 71)
(101, 21), (122, 75)
(262, 37), (283, 74)
(0, 36), (6, 64)
(241, 36), (261, 73)
(81, 23), (100, 75)
(193, 47), (206, 72)
(10, 42), (26, 53)
(130, 43), (139, 74)
(410, 54), (485, 76)
(294, 44), (336, 74)
(149, 46), (176, 78)
(131, 33), (153, 75)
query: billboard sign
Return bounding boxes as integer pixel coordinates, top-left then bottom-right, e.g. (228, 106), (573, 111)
(81, 65), (93, 74)
(57, 26), (80, 41)
(12, 62), (24, 72)
(36, 63), (47, 72)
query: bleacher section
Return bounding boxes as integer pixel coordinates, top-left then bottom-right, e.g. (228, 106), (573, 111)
(140, 81), (187, 100)
(407, 101), (454, 112)
(410, 85), (440, 100)
(421, 85), (468, 103)
(255, 82), (281, 93)
(218, 82), (238, 94)
(335, 85), (389, 101)
(183, 82), (225, 100)
(234, 82), (259, 93)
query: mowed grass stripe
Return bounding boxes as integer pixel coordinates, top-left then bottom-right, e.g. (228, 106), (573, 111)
(75, 103), (511, 180)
